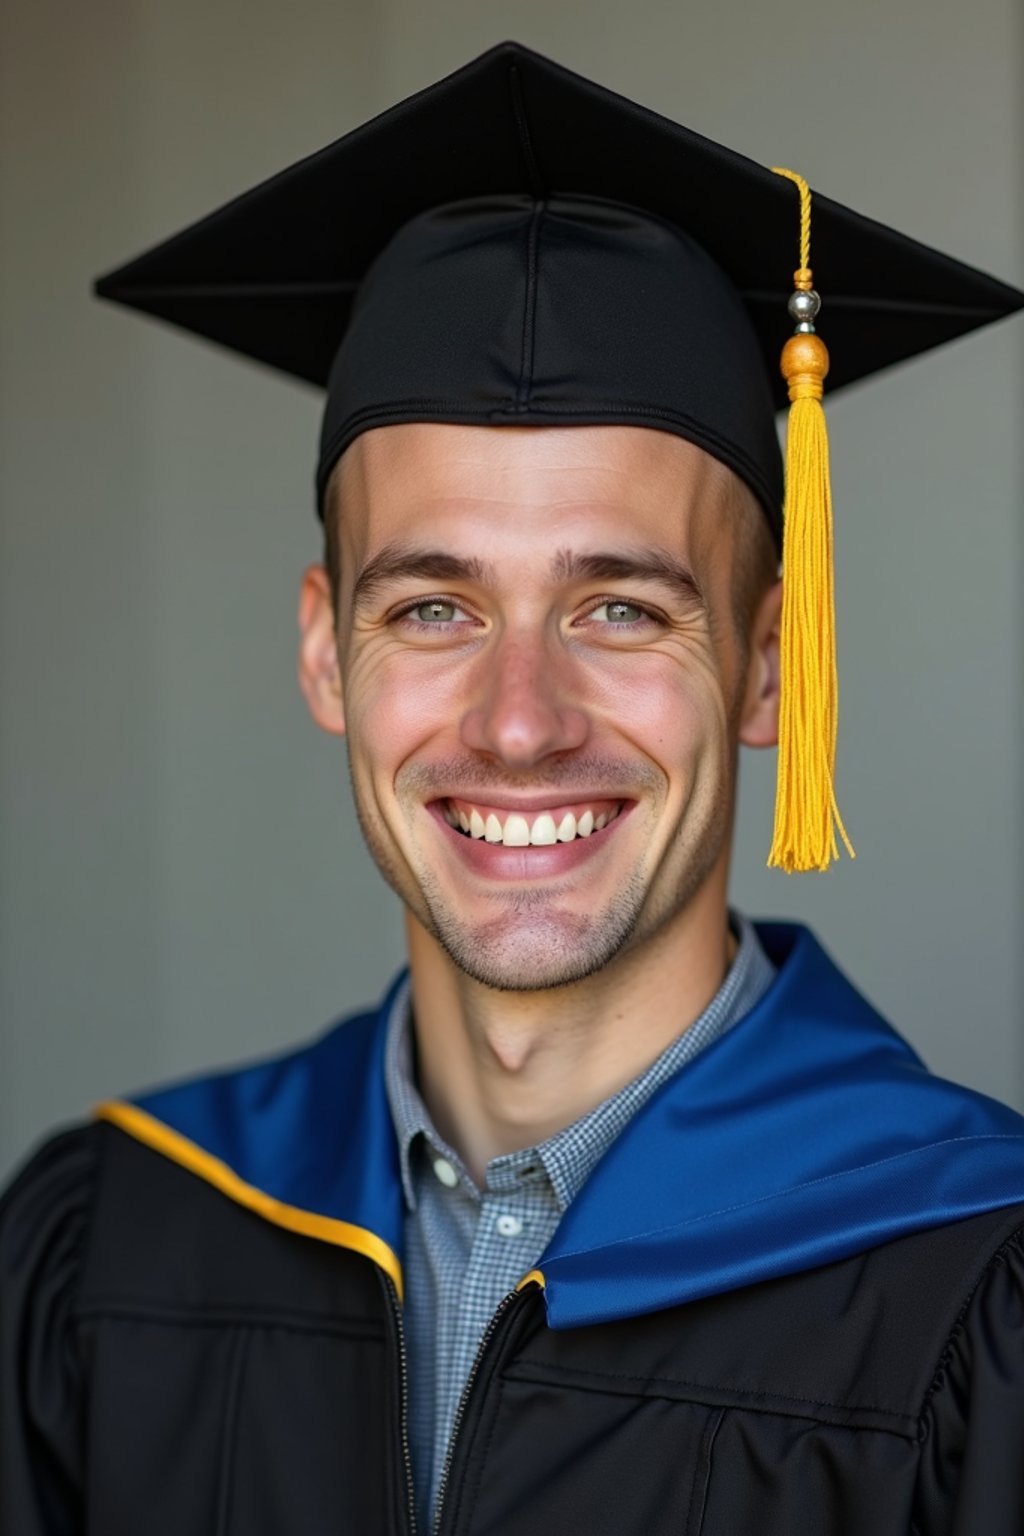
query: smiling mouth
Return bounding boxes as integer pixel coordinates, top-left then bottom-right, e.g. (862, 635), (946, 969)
(438, 797), (626, 847)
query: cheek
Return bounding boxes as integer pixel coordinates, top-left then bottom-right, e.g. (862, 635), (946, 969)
(584, 649), (730, 763)
(344, 647), (469, 774)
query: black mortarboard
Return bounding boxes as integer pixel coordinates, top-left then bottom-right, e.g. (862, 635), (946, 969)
(94, 41), (1023, 871)
(94, 40), (1023, 536)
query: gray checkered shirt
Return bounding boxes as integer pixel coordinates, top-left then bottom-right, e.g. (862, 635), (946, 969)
(384, 913), (775, 1530)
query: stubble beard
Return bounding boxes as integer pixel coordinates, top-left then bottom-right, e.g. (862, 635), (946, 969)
(414, 866), (651, 992)
(348, 750), (733, 995)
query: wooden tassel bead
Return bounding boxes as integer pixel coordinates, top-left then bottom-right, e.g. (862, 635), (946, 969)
(781, 333), (829, 401)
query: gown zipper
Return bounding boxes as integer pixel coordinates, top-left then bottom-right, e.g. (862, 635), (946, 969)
(432, 1281), (542, 1536)
(380, 1270), (418, 1536)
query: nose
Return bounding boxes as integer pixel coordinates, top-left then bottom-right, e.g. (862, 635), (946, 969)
(460, 629), (589, 770)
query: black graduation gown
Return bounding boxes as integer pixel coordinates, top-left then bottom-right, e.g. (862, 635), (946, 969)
(3, 1118), (1024, 1536)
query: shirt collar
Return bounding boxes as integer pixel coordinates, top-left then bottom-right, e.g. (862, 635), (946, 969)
(383, 975), (433, 1211)
(384, 912), (775, 1215)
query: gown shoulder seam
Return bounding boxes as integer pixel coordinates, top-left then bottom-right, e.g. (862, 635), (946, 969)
(74, 1120), (111, 1300)
(917, 1210), (1024, 1424)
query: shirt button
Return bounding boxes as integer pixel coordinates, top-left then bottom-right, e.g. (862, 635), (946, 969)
(496, 1214), (523, 1238)
(432, 1157), (459, 1188)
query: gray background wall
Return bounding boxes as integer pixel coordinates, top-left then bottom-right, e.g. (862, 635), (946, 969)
(2, 0), (1021, 1179)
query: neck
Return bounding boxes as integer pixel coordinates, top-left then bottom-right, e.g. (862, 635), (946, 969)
(404, 883), (734, 1188)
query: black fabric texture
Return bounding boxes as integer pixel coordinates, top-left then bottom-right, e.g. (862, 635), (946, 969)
(93, 41), (1024, 535)
(318, 194), (784, 537)
(0, 1128), (95, 1536)
(4, 1121), (1024, 1534)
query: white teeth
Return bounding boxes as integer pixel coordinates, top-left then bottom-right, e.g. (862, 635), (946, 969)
(449, 802), (620, 844)
(503, 814), (531, 846)
(530, 814), (557, 846)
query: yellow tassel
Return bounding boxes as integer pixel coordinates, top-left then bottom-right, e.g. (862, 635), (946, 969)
(768, 170), (854, 872)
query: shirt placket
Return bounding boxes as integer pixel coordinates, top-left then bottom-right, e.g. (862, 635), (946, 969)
(423, 1146), (562, 1519)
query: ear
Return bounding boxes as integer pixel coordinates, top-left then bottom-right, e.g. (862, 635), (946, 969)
(297, 564), (346, 737)
(738, 579), (782, 749)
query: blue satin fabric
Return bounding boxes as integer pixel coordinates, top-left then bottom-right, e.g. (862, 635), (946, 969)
(129, 925), (1024, 1329)
(539, 925), (1024, 1325)
(131, 971), (408, 1270)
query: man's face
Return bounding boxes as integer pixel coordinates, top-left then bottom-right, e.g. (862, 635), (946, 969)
(300, 424), (779, 991)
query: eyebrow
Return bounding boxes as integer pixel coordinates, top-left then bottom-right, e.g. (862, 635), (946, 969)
(352, 543), (495, 607)
(551, 547), (704, 607)
(351, 540), (703, 609)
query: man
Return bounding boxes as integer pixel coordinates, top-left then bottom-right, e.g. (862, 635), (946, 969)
(3, 41), (1024, 1535)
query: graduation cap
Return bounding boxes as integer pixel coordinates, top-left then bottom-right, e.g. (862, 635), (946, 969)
(94, 41), (1024, 873)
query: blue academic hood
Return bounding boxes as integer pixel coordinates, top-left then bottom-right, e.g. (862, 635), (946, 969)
(96, 924), (1024, 1327)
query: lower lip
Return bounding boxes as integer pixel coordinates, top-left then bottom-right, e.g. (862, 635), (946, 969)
(426, 802), (633, 881)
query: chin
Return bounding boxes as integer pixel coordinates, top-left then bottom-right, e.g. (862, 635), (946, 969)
(426, 895), (645, 993)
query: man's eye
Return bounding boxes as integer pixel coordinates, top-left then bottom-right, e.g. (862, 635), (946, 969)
(400, 598), (472, 625)
(589, 600), (648, 625)
(415, 600), (458, 622)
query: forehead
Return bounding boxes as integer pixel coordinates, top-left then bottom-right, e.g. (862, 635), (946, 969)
(333, 422), (749, 575)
